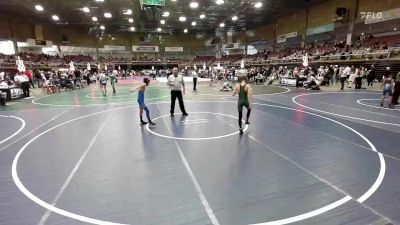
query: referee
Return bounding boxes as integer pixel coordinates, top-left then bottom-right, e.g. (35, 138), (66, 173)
(192, 69), (198, 91)
(168, 67), (188, 116)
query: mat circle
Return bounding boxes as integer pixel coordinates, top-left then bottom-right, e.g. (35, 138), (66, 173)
(146, 112), (248, 140)
(12, 101), (385, 225)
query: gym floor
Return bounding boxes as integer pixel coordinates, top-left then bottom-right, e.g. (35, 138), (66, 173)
(0, 82), (399, 225)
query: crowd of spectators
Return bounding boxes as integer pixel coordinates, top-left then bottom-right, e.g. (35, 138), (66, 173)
(1, 34), (399, 69)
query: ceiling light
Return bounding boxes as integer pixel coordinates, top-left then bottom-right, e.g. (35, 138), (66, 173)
(160, 19), (165, 24)
(52, 15), (59, 21)
(123, 9), (132, 15)
(99, 37), (103, 40)
(216, 0), (224, 5)
(130, 26), (135, 31)
(112, 37), (115, 40)
(82, 7), (90, 13)
(200, 14), (205, 19)
(104, 12), (112, 18)
(179, 16), (186, 22)
(232, 15), (238, 21)
(157, 27), (162, 32)
(92, 16), (98, 21)
(361, 32), (364, 35)
(35, 5), (44, 11)
(190, 2), (199, 8)
(184, 29), (188, 33)
(162, 11), (170, 17)
(100, 25), (105, 30)
(191, 21), (196, 26)
(394, 28), (398, 31)
(219, 22), (225, 27)
(254, 2), (262, 8)
(171, 0), (177, 2)
(95, 0), (104, 2)
(128, 18), (134, 23)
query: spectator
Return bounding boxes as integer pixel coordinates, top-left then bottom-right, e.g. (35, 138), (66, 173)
(354, 67), (363, 89)
(340, 66), (351, 90)
(367, 64), (376, 86)
(392, 72), (400, 105)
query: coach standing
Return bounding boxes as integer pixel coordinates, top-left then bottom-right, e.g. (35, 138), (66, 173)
(168, 67), (188, 116)
(192, 69), (198, 91)
(14, 72), (30, 97)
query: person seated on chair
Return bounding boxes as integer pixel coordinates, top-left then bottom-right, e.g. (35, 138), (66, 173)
(0, 79), (8, 107)
(255, 73), (265, 85)
(305, 74), (318, 90)
(44, 78), (57, 93)
(61, 76), (73, 90)
(220, 81), (234, 92)
(52, 77), (62, 92)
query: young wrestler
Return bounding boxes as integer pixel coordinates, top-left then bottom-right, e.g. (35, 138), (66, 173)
(132, 78), (156, 125)
(381, 74), (395, 108)
(110, 70), (117, 95)
(232, 75), (252, 135)
(98, 72), (108, 96)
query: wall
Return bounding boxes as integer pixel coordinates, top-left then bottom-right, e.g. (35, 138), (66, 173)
(358, 0), (400, 14)
(0, 17), (34, 41)
(307, 0), (354, 28)
(276, 10), (307, 35)
(2, 0), (399, 52)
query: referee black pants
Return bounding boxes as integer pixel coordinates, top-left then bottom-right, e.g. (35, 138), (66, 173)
(21, 81), (30, 97)
(170, 90), (187, 115)
(340, 77), (346, 90)
(193, 77), (197, 90)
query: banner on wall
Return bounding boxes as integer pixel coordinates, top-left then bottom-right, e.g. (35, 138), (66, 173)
(277, 31), (297, 43)
(16, 56), (25, 72)
(346, 33), (352, 45)
(277, 36), (286, 43)
(104, 45), (126, 51)
(249, 40), (267, 45)
(165, 47), (183, 52)
(132, 45), (159, 52)
(302, 53), (309, 67)
(69, 61), (75, 71)
(364, 7), (400, 24)
(26, 39), (53, 47)
(306, 23), (335, 36)
(222, 43), (239, 49)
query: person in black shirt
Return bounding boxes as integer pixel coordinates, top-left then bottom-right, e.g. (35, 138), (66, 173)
(367, 65), (375, 87)
(392, 72), (400, 105)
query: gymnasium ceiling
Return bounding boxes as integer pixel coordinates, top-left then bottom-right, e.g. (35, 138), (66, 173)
(0, 0), (322, 36)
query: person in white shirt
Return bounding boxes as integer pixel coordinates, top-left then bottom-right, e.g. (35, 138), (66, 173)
(0, 79), (8, 89)
(305, 75), (318, 90)
(0, 78), (9, 105)
(192, 69), (198, 91)
(0, 79), (7, 106)
(14, 73), (30, 97)
(167, 67), (188, 116)
(98, 72), (108, 96)
(44, 78), (59, 93)
(340, 66), (351, 90)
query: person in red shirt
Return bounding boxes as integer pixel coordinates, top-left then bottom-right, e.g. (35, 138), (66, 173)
(25, 69), (34, 88)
